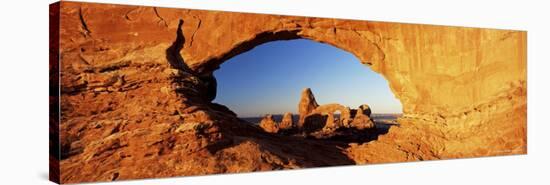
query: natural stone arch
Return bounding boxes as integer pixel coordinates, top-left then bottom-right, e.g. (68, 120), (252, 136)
(191, 29), (392, 108)
(169, 10), (525, 159)
(56, 3), (526, 181)
(193, 29), (385, 75)
(301, 104), (352, 133)
(309, 104), (352, 126)
(60, 2), (526, 120)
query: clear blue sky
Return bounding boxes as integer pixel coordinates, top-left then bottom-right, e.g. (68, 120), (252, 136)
(213, 39), (402, 117)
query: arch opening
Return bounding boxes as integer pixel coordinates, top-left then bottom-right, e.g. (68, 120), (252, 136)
(210, 38), (402, 140)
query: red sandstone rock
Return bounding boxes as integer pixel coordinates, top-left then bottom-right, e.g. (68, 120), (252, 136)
(52, 1), (527, 183)
(279, 112), (294, 130)
(350, 106), (375, 130)
(310, 103), (352, 126)
(358, 104), (372, 117)
(298, 88), (319, 128)
(324, 113), (338, 130)
(259, 114), (279, 133)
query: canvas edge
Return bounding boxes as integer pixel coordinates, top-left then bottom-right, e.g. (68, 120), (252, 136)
(49, 1), (61, 184)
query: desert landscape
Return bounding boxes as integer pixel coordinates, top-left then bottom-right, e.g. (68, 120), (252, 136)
(50, 1), (526, 184)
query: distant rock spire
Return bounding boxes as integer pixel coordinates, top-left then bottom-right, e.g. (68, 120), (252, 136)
(298, 88), (319, 128)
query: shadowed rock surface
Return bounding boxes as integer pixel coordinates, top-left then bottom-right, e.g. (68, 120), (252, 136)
(54, 2), (527, 184)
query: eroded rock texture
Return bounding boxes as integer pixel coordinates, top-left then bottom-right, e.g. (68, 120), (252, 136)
(279, 112), (294, 130)
(350, 106), (375, 130)
(259, 115), (279, 133)
(55, 2), (526, 183)
(299, 88), (320, 127)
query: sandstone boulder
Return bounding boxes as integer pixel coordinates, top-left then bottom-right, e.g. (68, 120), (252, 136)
(259, 114), (279, 133)
(350, 107), (375, 130)
(358, 104), (372, 117)
(298, 88), (319, 127)
(279, 112), (294, 130)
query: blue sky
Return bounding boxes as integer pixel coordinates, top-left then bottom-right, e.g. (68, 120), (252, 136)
(213, 39), (402, 117)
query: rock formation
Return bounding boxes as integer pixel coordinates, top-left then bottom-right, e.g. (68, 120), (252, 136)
(259, 114), (279, 133)
(52, 2), (526, 183)
(279, 112), (294, 130)
(350, 106), (375, 130)
(324, 113), (338, 130)
(303, 114), (328, 134)
(298, 88), (319, 127)
(301, 99), (372, 133)
(358, 104), (372, 117)
(310, 104), (352, 126)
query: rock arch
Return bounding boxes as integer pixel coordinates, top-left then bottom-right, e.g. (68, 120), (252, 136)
(190, 27), (391, 108)
(171, 12), (526, 161)
(56, 2), (526, 182)
(302, 103), (352, 133)
(309, 104), (352, 125)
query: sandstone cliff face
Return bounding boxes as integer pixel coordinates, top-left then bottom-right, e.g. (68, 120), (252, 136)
(55, 2), (526, 183)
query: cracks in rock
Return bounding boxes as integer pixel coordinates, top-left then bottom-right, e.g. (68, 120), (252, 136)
(153, 7), (168, 28)
(78, 54), (91, 65)
(78, 7), (92, 37)
(124, 7), (139, 21)
(499, 31), (518, 41)
(277, 17), (304, 30)
(182, 10), (202, 48)
(371, 42), (386, 62)
(382, 37), (399, 41)
(351, 29), (386, 64)
(365, 23), (385, 43)
(188, 16), (202, 48)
